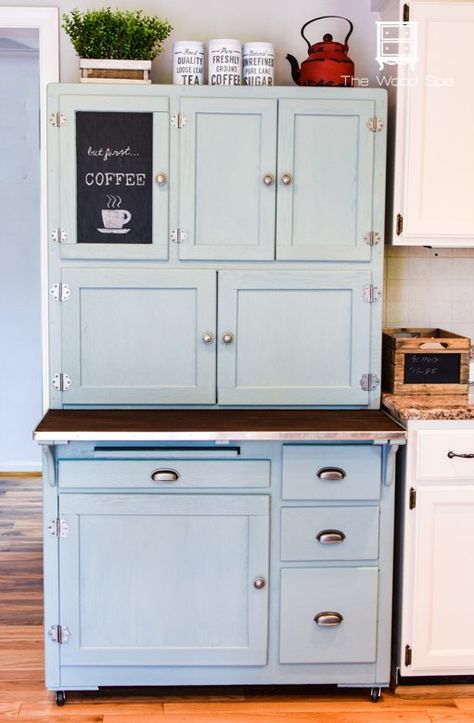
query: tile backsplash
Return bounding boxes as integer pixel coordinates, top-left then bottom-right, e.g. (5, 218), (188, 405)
(384, 247), (474, 343)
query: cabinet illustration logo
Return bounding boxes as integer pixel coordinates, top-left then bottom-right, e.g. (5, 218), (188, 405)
(375, 21), (418, 69)
(345, 21), (454, 88)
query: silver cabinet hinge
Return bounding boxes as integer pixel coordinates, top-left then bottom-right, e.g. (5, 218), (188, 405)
(49, 112), (66, 127)
(48, 518), (69, 538)
(396, 213), (404, 236)
(49, 283), (71, 302)
(48, 625), (71, 644)
(170, 228), (188, 243)
(170, 114), (188, 129)
(360, 373), (380, 392)
(409, 487), (416, 510)
(50, 228), (68, 243)
(51, 373), (72, 392)
(404, 644), (412, 666)
(362, 285), (382, 303)
(367, 116), (384, 132)
(364, 231), (381, 246)
(403, 3), (410, 22)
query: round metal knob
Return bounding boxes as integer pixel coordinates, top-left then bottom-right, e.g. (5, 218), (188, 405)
(281, 173), (293, 186)
(155, 173), (168, 186)
(253, 578), (266, 590)
(222, 332), (234, 345)
(263, 174), (275, 186)
(202, 332), (214, 345)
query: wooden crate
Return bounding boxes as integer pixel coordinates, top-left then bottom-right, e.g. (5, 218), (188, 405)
(382, 328), (471, 395)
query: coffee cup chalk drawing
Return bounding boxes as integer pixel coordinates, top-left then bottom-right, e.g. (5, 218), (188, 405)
(98, 196), (132, 234)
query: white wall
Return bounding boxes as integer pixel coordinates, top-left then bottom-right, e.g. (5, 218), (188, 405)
(7, 0), (381, 85)
(385, 248), (474, 342)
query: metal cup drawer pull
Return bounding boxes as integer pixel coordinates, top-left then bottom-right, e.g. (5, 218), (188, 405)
(316, 529), (346, 545)
(447, 451), (474, 459)
(316, 467), (346, 481)
(314, 611), (344, 627)
(150, 469), (180, 483)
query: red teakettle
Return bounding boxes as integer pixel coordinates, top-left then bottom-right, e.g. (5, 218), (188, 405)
(286, 16), (354, 87)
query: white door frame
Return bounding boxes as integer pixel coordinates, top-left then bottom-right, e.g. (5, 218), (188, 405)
(0, 8), (59, 411)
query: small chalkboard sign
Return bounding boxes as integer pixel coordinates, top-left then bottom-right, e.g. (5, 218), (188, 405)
(76, 111), (152, 244)
(403, 353), (461, 384)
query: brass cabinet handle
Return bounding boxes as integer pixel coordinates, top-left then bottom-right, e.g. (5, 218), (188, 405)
(201, 332), (215, 345)
(150, 469), (180, 483)
(281, 173), (293, 185)
(316, 529), (346, 545)
(314, 611), (344, 627)
(447, 451), (474, 459)
(263, 174), (275, 186)
(253, 578), (266, 589)
(222, 332), (234, 345)
(155, 173), (168, 186)
(317, 467), (346, 481)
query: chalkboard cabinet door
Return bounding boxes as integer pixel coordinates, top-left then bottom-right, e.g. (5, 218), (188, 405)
(53, 95), (169, 259)
(177, 97), (277, 260)
(58, 494), (269, 667)
(276, 99), (376, 261)
(55, 269), (216, 405)
(217, 270), (372, 405)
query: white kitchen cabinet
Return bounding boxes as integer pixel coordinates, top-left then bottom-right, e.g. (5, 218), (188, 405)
(375, 0), (474, 246)
(395, 419), (474, 676)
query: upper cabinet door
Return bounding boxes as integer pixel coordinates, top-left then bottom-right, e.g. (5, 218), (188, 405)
(178, 97), (277, 260)
(394, 1), (474, 245)
(217, 270), (372, 406)
(53, 268), (216, 406)
(276, 99), (377, 261)
(51, 95), (169, 259)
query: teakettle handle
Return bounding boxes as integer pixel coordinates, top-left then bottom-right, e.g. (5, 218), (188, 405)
(300, 15), (354, 52)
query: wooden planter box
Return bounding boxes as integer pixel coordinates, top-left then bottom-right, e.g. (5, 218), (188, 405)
(382, 328), (471, 396)
(80, 59), (152, 84)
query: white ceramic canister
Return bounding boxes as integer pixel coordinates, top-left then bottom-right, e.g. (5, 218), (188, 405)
(173, 41), (205, 85)
(242, 42), (274, 86)
(208, 39), (242, 85)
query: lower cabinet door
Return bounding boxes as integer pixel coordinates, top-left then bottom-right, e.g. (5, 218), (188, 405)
(58, 494), (269, 667)
(218, 270), (372, 405)
(279, 567), (378, 664)
(409, 485), (474, 672)
(56, 268), (216, 405)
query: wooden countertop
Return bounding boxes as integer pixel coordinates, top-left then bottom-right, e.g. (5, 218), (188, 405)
(34, 409), (405, 443)
(383, 392), (474, 421)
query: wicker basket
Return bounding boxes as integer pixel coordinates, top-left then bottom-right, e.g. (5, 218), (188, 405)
(80, 59), (152, 84)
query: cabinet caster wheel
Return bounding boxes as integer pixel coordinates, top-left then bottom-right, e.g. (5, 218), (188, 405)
(370, 687), (382, 702)
(55, 691), (66, 706)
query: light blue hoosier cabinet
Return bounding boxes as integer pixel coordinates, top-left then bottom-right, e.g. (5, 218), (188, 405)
(35, 83), (405, 704)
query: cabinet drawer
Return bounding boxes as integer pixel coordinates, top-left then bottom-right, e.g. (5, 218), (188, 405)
(282, 445), (382, 500)
(279, 567), (378, 664)
(280, 506), (379, 561)
(415, 430), (474, 481)
(58, 459), (270, 489)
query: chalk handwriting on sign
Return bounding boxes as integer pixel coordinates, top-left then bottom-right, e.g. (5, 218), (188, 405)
(403, 352), (461, 384)
(76, 112), (152, 244)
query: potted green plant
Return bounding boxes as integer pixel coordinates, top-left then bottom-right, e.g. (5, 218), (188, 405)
(62, 7), (172, 83)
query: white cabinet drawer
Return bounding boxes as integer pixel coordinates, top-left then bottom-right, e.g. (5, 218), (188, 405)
(415, 430), (474, 481)
(280, 506), (379, 562)
(58, 459), (270, 489)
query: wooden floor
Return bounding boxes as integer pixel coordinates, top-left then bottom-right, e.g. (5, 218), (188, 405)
(1, 475), (474, 722)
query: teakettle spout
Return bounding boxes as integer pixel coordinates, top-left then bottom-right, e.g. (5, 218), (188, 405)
(286, 54), (301, 85)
